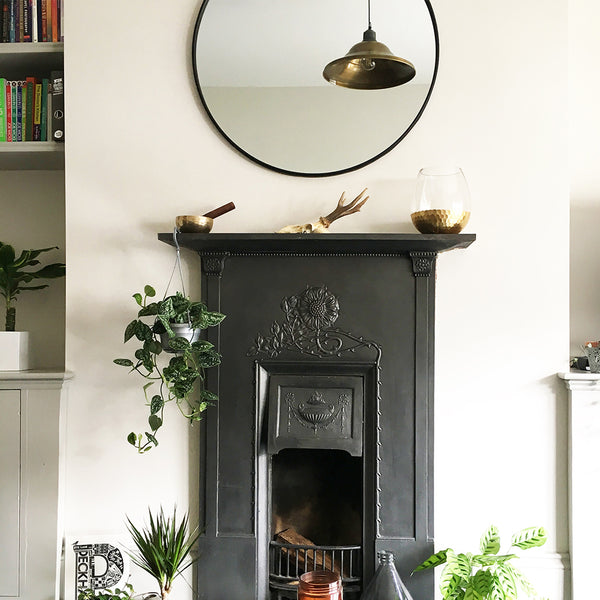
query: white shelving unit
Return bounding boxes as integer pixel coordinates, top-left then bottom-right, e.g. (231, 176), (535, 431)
(0, 42), (64, 170)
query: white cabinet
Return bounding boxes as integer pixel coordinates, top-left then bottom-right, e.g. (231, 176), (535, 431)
(0, 371), (70, 600)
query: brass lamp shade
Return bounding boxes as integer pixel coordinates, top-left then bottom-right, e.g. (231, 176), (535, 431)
(323, 28), (416, 90)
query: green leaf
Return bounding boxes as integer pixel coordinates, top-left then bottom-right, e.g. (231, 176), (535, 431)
(133, 293), (143, 306)
(127, 432), (137, 446)
(144, 285), (156, 297)
(200, 389), (218, 402)
(204, 311), (226, 327)
(496, 564), (519, 599)
(145, 432), (159, 446)
(150, 395), (164, 415)
(413, 549), (448, 572)
(504, 563), (539, 597)
(463, 584), (481, 600)
(144, 339), (163, 355)
(114, 358), (134, 367)
(196, 348), (221, 367)
(0, 243), (16, 266)
(511, 526), (547, 550)
(134, 320), (153, 342)
(473, 553), (517, 566)
(489, 573), (507, 600)
(473, 569), (492, 597)
(169, 336), (191, 352)
(480, 525), (501, 555)
(440, 551), (465, 598)
(124, 320), (138, 343)
(138, 302), (159, 317)
(440, 566), (463, 599)
(191, 339), (214, 351)
(148, 414), (162, 431)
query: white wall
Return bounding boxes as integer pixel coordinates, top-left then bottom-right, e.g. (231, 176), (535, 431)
(569, 0), (600, 355)
(63, 0), (569, 598)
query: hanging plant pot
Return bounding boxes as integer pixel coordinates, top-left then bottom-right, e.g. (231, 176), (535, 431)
(159, 323), (201, 353)
(0, 331), (30, 370)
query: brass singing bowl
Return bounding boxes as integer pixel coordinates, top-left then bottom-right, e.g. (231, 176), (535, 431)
(175, 215), (214, 233)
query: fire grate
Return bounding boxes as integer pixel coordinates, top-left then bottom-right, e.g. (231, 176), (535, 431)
(269, 541), (362, 599)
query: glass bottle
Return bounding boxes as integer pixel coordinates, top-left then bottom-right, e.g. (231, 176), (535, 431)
(411, 166), (471, 234)
(298, 570), (343, 600)
(360, 551), (414, 600)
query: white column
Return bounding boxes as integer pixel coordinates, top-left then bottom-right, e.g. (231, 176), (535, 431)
(558, 371), (600, 599)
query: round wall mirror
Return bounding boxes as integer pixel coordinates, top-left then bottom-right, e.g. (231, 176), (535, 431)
(192, 0), (438, 177)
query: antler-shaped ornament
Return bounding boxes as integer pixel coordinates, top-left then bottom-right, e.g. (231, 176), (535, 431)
(277, 188), (369, 233)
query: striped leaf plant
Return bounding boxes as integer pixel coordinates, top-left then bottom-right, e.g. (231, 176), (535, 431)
(413, 525), (547, 599)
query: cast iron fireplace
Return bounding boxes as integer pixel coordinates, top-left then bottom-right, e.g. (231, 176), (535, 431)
(159, 233), (474, 600)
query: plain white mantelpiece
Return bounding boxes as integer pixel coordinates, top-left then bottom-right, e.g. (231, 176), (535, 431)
(558, 370), (600, 600)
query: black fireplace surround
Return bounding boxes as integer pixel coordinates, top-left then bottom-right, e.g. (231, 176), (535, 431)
(159, 233), (474, 600)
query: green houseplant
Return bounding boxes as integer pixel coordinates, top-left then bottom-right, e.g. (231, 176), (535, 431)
(126, 507), (199, 600)
(114, 285), (224, 453)
(78, 584), (136, 600)
(413, 525), (547, 599)
(0, 241), (65, 331)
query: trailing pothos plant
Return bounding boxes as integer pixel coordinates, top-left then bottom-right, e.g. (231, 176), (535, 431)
(114, 285), (225, 453)
(413, 525), (548, 599)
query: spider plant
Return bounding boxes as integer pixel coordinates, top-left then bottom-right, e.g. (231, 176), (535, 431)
(126, 507), (199, 600)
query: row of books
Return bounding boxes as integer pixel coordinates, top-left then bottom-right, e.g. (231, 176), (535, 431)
(0, 0), (63, 43)
(0, 70), (63, 142)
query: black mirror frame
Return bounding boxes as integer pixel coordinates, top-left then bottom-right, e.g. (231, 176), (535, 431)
(191, 0), (439, 178)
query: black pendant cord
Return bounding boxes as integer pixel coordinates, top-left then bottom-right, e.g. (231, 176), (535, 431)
(368, 0), (372, 29)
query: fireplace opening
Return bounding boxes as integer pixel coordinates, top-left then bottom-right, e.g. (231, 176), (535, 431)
(269, 448), (363, 599)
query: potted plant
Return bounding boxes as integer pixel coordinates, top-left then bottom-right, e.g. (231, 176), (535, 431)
(78, 584), (137, 600)
(126, 507), (199, 600)
(413, 525), (547, 599)
(114, 285), (225, 453)
(0, 241), (65, 370)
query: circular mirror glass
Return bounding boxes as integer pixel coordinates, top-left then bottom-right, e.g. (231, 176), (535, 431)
(192, 0), (438, 177)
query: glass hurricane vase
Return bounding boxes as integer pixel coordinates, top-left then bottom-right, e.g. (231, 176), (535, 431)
(411, 166), (471, 234)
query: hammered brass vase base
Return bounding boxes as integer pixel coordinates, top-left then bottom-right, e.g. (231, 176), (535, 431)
(411, 209), (470, 234)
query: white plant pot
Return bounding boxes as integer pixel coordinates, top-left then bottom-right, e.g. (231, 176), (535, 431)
(0, 331), (30, 370)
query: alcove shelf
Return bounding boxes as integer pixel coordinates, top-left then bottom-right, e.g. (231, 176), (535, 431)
(0, 42), (64, 170)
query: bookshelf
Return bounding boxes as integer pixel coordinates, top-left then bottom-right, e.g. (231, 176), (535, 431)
(0, 42), (64, 170)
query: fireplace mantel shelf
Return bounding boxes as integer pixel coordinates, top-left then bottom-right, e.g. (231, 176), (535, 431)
(158, 232), (476, 255)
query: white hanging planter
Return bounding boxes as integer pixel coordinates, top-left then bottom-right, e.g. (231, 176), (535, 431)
(0, 331), (30, 370)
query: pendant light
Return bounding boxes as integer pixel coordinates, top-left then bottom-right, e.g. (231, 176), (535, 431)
(323, 0), (416, 90)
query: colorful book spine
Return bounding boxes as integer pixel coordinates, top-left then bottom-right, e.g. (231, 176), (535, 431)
(10, 81), (16, 141)
(20, 79), (26, 138)
(33, 80), (41, 140)
(50, 0), (56, 41)
(0, 0), (7, 43)
(16, 0), (22, 42)
(25, 77), (34, 140)
(9, 0), (15, 42)
(22, 0), (30, 41)
(45, 0), (50, 41)
(50, 70), (63, 141)
(40, 77), (47, 141)
(31, 0), (36, 41)
(40, 0), (46, 41)
(6, 81), (12, 141)
(16, 81), (22, 141)
(0, 78), (5, 143)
